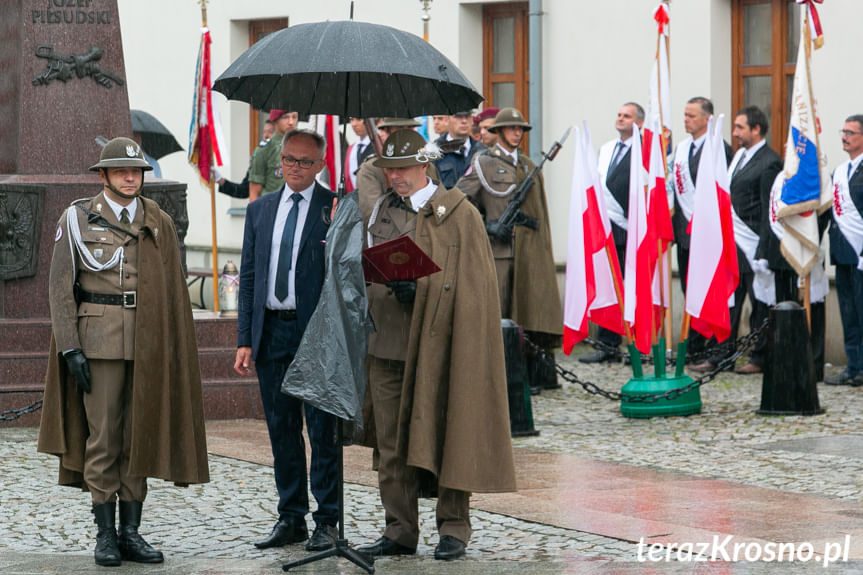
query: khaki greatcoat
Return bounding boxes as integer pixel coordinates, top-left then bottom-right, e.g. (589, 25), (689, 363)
(38, 193), (209, 488)
(362, 184), (517, 494)
(457, 147), (562, 340)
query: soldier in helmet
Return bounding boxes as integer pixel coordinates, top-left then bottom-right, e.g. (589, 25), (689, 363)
(38, 137), (210, 567)
(456, 107), (563, 393)
(357, 129), (516, 561)
(354, 117), (440, 224)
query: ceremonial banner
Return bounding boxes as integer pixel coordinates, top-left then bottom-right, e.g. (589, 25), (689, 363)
(563, 122), (624, 354)
(686, 116), (739, 341)
(772, 9), (829, 276)
(188, 27), (224, 184)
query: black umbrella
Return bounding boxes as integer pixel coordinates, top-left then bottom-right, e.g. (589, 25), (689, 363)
(212, 19), (483, 117)
(130, 109), (184, 159)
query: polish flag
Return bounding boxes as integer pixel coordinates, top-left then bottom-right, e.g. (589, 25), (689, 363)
(685, 115), (739, 341)
(643, 116), (674, 316)
(563, 122), (625, 354)
(188, 27), (224, 184)
(311, 115), (343, 191)
(623, 125), (657, 354)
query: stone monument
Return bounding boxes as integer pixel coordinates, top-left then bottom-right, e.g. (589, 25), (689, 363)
(0, 0), (260, 425)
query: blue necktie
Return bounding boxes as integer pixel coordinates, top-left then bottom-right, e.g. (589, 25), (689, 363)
(849, 162), (854, 180)
(274, 193), (303, 302)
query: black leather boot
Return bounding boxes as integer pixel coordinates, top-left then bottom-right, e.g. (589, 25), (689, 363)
(92, 502), (121, 567)
(118, 501), (164, 563)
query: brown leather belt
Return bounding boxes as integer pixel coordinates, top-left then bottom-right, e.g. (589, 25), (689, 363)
(79, 290), (137, 308)
(266, 308), (297, 321)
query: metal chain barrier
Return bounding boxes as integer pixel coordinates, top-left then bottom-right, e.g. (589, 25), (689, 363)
(0, 396), (43, 422)
(526, 318), (769, 404)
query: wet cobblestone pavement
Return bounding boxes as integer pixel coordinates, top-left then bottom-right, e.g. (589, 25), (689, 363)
(2, 344), (863, 573)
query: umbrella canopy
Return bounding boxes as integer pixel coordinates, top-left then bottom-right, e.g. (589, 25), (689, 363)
(130, 109), (184, 160)
(212, 20), (483, 117)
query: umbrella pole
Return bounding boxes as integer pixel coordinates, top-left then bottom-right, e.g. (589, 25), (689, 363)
(209, 175), (220, 312)
(282, 419), (375, 574)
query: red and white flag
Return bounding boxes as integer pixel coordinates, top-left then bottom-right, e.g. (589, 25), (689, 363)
(685, 115), (739, 341)
(563, 122), (625, 354)
(188, 27), (224, 184)
(643, 116), (674, 314)
(623, 125), (658, 353)
(311, 115), (343, 190)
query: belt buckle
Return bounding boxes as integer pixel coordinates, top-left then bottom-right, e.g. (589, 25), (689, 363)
(122, 291), (137, 309)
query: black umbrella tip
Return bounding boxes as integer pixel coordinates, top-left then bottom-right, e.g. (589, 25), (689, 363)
(350, 1), (354, 20)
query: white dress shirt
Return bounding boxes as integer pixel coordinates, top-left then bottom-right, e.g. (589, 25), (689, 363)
(267, 182), (315, 310)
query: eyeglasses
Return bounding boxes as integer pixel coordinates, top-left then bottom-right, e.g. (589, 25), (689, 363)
(840, 129), (863, 137)
(280, 156), (321, 169)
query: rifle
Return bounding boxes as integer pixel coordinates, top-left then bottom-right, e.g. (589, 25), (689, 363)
(485, 126), (572, 244)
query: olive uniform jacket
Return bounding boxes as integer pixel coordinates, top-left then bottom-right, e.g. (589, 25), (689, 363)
(38, 193), (209, 488)
(457, 147), (563, 340)
(362, 184), (517, 494)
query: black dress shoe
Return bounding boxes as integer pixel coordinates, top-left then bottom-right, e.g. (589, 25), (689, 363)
(305, 524), (337, 551)
(254, 520), (308, 549)
(578, 349), (620, 364)
(825, 370), (855, 385)
(356, 536), (415, 557)
(434, 535), (466, 560)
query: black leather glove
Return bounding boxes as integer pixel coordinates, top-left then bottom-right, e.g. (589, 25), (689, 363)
(485, 220), (513, 244)
(62, 349), (91, 393)
(386, 280), (417, 304)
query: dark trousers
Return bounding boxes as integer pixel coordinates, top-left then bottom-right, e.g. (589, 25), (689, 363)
(676, 242), (707, 354)
(597, 243), (626, 348)
(835, 264), (863, 376)
(773, 269), (826, 381)
(257, 314), (339, 528)
(712, 268), (768, 366)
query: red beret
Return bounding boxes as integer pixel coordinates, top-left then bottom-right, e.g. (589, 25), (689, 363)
(473, 107), (500, 125)
(268, 109), (288, 122)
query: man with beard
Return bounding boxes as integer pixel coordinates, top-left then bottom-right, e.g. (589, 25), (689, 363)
(39, 137), (210, 567)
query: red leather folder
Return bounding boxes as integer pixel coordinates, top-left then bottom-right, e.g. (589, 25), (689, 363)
(362, 236), (441, 284)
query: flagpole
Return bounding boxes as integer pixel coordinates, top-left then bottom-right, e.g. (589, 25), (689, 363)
(801, 8), (818, 333)
(654, 3), (673, 351)
(606, 246), (633, 346)
(199, 0), (220, 313)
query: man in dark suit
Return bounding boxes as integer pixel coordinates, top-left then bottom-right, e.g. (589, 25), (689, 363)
(580, 102), (644, 363)
(826, 114), (863, 385)
(670, 97), (733, 359)
(234, 129), (339, 552)
(694, 106), (781, 374)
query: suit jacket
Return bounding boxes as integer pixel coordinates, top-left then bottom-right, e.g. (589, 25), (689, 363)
(730, 143), (782, 272)
(830, 161), (863, 266)
(433, 135), (486, 189)
(672, 139), (733, 249)
(237, 182), (335, 359)
(605, 147), (631, 247)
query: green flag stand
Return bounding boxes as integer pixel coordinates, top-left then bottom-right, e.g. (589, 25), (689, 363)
(620, 337), (701, 418)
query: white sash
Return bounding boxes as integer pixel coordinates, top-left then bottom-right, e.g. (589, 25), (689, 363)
(672, 136), (696, 222)
(833, 160), (863, 261)
(597, 139), (628, 231)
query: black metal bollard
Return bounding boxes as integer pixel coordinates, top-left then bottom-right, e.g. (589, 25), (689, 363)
(501, 319), (540, 436)
(758, 301), (824, 415)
